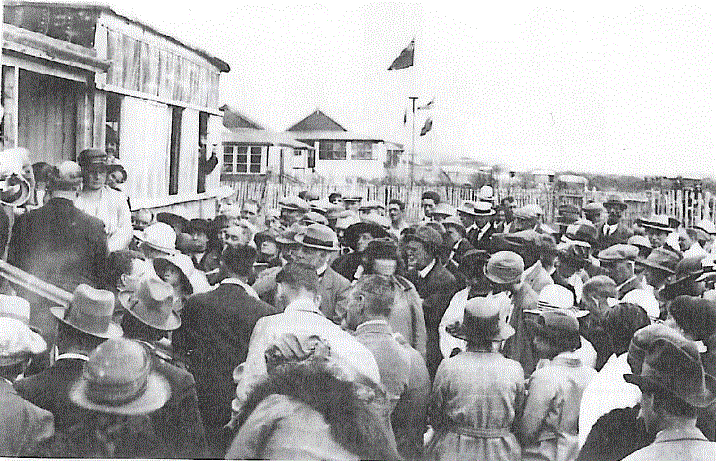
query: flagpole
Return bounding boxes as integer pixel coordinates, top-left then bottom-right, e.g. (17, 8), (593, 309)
(409, 96), (418, 191)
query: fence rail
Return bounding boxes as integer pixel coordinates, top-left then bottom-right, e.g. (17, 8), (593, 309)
(221, 177), (716, 227)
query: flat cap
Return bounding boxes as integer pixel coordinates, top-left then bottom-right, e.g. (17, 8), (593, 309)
(279, 195), (310, 212)
(583, 202), (605, 213)
(406, 225), (443, 248)
(514, 204), (543, 220)
(598, 244), (639, 262)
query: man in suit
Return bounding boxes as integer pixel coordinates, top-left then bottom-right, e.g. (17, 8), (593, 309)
(405, 225), (459, 378)
(595, 194), (634, 252)
(119, 276), (209, 459)
(294, 224), (351, 324)
(172, 244), (275, 456)
(0, 300), (53, 457)
(346, 274), (431, 460)
(8, 161), (108, 344)
(460, 201), (496, 252)
(14, 285), (122, 433)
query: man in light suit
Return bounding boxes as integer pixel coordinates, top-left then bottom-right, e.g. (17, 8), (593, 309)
(293, 224), (351, 324)
(231, 263), (381, 425)
(346, 274), (430, 460)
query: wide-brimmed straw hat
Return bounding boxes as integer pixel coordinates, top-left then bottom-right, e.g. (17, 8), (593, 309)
(458, 201), (494, 217)
(70, 338), (171, 415)
(119, 277), (181, 331)
(624, 337), (716, 408)
(446, 296), (515, 342)
(295, 224), (340, 251)
(50, 285), (122, 339)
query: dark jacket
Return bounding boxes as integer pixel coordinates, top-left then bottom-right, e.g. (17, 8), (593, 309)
(14, 358), (89, 432)
(8, 197), (108, 292)
(408, 260), (459, 379)
(595, 221), (634, 253)
(143, 343), (210, 459)
(501, 282), (540, 376)
(468, 222), (496, 252)
(0, 379), (54, 457)
(577, 405), (651, 461)
(172, 282), (276, 433)
(331, 251), (363, 281)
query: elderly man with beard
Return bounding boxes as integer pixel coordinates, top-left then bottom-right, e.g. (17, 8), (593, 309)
(404, 225), (458, 378)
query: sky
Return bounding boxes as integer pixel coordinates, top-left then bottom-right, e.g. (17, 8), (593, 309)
(61, 1), (715, 177)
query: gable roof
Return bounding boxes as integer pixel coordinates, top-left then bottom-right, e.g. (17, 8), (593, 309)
(287, 109), (347, 132)
(220, 105), (265, 130)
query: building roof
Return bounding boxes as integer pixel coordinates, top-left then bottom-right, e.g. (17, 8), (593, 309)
(4, 1), (230, 72)
(291, 131), (383, 142)
(385, 141), (404, 150)
(287, 109), (347, 132)
(3, 22), (109, 71)
(222, 128), (314, 149)
(220, 105), (265, 130)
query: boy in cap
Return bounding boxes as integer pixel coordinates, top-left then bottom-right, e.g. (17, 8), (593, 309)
(598, 244), (643, 299)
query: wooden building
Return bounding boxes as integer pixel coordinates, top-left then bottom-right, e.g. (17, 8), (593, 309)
(2, 1), (230, 217)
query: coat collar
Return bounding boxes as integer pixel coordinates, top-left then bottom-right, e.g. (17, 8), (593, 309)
(355, 319), (392, 336)
(285, 298), (323, 315)
(654, 425), (708, 444)
(419, 258), (436, 279)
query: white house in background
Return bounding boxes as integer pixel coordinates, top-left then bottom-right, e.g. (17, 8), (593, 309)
(220, 105), (314, 183)
(286, 109), (391, 183)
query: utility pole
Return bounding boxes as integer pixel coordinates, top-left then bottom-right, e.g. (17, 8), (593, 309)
(409, 96), (418, 190)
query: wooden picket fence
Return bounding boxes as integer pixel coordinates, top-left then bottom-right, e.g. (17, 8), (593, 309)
(220, 176), (716, 227)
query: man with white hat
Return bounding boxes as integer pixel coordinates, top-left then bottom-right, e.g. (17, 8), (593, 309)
(0, 295), (53, 457)
(459, 201), (496, 251)
(695, 219), (716, 253)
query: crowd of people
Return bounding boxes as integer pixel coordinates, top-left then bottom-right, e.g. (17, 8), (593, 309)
(0, 146), (715, 460)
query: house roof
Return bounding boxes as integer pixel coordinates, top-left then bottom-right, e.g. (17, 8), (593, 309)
(220, 105), (265, 130)
(291, 131), (383, 142)
(222, 128), (314, 149)
(3, 22), (110, 71)
(4, 1), (230, 72)
(287, 109), (347, 132)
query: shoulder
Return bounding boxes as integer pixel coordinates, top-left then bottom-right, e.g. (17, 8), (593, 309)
(430, 264), (456, 286)
(326, 267), (351, 286)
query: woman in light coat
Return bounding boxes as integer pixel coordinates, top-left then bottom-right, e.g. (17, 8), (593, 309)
(426, 296), (525, 461)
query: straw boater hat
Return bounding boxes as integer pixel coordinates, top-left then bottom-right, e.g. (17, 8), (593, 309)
(529, 284), (589, 318)
(51, 285), (123, 339)
(695, 219), (716, 236)
(458, 200), (494, 217)
(638, 214), (680, 233)
(119, 277), (181, 331)
(135, 222), (177, 255)
(70, 338), (171, 415)
(432, 202), (457, 218)
(446, 296), (515, 343)
(624, 337), (716, 408)
(295, 224), (340, 251)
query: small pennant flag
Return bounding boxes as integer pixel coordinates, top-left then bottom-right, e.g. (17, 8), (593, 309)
(403, 109), (408, 125)
(418, 98), (434, 110)
(420, 117), (433, 136)
(388, 39), (414, 70)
